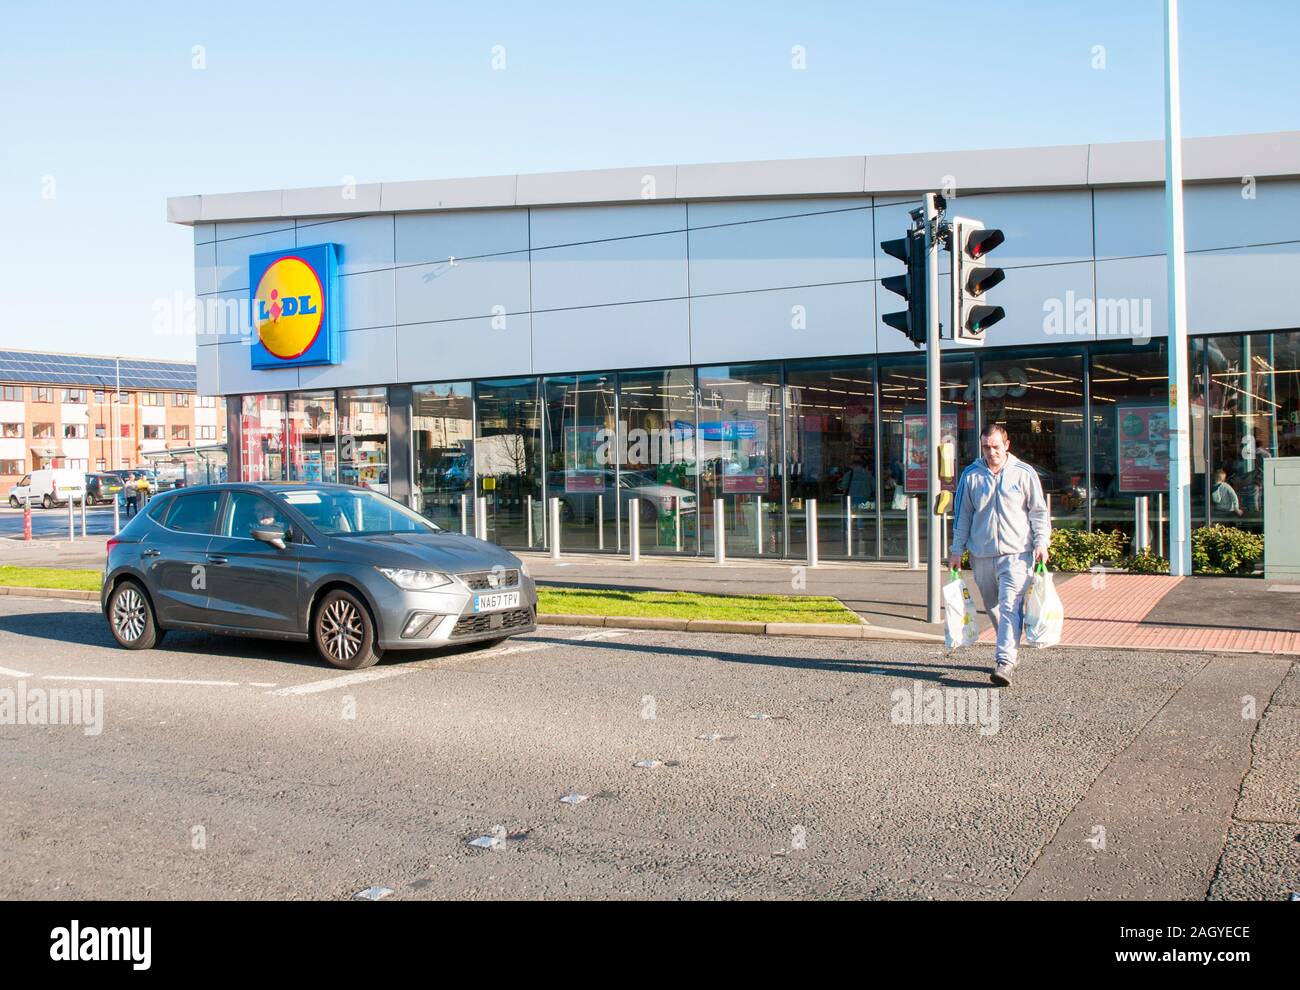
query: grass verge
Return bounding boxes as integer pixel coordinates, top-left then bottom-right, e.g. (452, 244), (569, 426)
(537, 587), (860, 624)
(0, 566), (101, 592)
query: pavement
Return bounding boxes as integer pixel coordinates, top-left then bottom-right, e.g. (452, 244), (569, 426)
(0, 593), (1293, 900)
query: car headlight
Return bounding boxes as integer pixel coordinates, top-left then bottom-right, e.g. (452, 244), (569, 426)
(519, 561), (530, 578)
(376, 567), (453, 591)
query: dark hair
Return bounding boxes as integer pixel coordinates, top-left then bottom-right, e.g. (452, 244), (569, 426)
(980, 423), (1009, 442)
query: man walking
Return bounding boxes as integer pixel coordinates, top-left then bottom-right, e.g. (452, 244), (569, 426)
(123, 473), (139, 519)
(948, 424), (1051, 687)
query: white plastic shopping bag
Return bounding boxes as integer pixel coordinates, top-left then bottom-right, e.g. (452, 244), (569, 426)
(943, 568), (979, 649)
(1022, 561), (1064, 648)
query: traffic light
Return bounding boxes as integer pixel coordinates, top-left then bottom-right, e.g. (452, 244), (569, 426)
(880, 228), (928, 348)
(950, 217), (1006, 345)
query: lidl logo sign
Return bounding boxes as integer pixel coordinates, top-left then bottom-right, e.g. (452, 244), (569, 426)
(249, 243), (340, 368)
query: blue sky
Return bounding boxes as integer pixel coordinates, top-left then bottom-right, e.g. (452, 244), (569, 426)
(1, 0), (1297, 360)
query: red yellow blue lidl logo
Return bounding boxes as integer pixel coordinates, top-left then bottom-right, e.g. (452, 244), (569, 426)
(249, 243), (340, 369)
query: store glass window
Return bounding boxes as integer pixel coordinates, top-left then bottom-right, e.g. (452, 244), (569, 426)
(1089, 340), (1177, 550)
(617, 368), (698, 554)
(475, 377), (542, 548)
(338, 387), (388, 493)
(979, 350), (1086, 530)
(878, 354), (976, 560)
(288, 391), (338, 483)
(544, 374), (616, 551)
(696, 364), (782, 556)
(239, 394), (286, 481)
(1205, 330), (1300, 532)
(784, 358), (876, 559)
(412, 382), (475, 531)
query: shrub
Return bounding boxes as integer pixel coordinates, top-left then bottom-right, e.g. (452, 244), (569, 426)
(1049, 528), (1128, 572)
(1119, 548), (1170, 574)
(1191, 524), (1264, 575)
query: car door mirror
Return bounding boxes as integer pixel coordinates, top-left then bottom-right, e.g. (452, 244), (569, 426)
(251, 525), (288, 550)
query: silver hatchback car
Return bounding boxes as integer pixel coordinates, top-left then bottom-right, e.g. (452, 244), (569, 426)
(102, 482), (537, 669)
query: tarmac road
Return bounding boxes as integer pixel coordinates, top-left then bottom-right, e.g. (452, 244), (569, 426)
(0, 594), (1294, 901)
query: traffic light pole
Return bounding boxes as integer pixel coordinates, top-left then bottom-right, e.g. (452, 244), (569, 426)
(924, 192), (943, 624)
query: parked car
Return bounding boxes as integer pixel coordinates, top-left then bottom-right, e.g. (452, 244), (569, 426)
(85, 472), (125, 506)
(547, 469), (697, 523)
(101, 482), (537, 670)
(7, 468), (86, 508)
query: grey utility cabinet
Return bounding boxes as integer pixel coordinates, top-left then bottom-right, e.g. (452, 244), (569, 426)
(1264, 456), (1300, 581)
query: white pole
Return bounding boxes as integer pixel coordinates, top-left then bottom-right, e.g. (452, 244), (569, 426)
(1164, 0), (1193, 576)
(924, 193), (942, 622)
(628, 498), (640, 562)
(806, 498), (819, 568)
(549, 497), (561, 560)
(597, 494), (604, 550)
(1157, 492), (1164, 559)
(845, 494), (853, 557)
(460, 493), (468, 535)
(674, 495), (682, 552)
(476, 496), (488, 541)
(113, 493), (120, 534)
(907, 495), (920, 570)
(755, 496), (763, 555)
(526, 495), (534, 547)
(67, 492), (74, 542)
(1135, 496), (1150, 553)
(713, 498), (726, 565)
(80, 489), (87, 537)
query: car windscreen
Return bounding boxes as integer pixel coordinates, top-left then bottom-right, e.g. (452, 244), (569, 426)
(276, 488), (442, 536)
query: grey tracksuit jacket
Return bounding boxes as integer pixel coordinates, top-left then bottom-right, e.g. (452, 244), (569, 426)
(950, 453), (1051, 558)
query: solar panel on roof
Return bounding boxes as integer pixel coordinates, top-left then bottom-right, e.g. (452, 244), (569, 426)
(0, 349), (197, 390)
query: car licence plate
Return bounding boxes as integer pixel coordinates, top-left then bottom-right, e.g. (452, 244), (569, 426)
(474, 591), (519, 613)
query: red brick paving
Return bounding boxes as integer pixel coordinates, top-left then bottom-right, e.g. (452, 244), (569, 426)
(976, 572), (1300, 654)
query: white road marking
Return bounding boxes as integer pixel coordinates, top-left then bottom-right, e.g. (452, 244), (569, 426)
(269, 667), (411, 696)
(0, 665), (34, 678)
(42, 675), (244, 687)
(246, 681), (279, 687)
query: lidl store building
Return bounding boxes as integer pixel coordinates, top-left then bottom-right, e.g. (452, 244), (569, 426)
(170, 132), (1300, 560)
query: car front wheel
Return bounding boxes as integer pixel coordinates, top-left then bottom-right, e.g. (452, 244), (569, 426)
(108, 580), (165, 650)
(8, 496), (17, 508)
(313, 589), (382, 670)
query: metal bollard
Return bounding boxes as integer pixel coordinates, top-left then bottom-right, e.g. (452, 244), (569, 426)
(549, 497), (561, 560)
(806, 498), (819, 567)
(526, 495), (534, 548)
(460, 493), (468, 535)
(1156, 492), (1164, 559)
(627, 498), (640, 562)
(112, 496), (120, 535)
(713, 498), (726, 564)
(80, 492), (87, 537)
(906, 495), (920, 570)
(476, 496), (488, 541)
(1134, 496), (1149, 553)
(845, 494), (853, 558)
(67, 494), (74, 542)
(674, 495), (682, 553)
(597, 494), (604, 551)
(755, 496), (763, 555)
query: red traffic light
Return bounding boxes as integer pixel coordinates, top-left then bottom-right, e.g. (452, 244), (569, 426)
(966, 228), (1005, 259)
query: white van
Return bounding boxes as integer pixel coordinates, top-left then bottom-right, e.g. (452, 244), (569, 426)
(7, 469), (87, 509)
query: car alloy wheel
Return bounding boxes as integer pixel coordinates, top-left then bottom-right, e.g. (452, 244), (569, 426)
(313, 590), (381, 670)
(7, 496), (17, 508)
(107, 580), (163, 650)
(320, 598), (364, 664)
(113, 585), (147, 643)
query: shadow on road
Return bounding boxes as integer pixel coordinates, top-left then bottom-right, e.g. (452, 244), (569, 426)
(534, 633), (992, 686)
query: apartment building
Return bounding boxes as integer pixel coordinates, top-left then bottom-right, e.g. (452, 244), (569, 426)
(0, 349), (227, 489)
